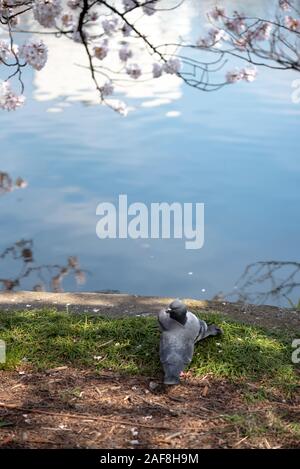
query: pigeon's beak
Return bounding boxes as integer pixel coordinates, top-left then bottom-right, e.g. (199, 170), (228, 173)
(166, 307), (172, 313)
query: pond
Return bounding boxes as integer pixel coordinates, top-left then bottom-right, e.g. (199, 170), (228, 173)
(1, 0), (300, 306)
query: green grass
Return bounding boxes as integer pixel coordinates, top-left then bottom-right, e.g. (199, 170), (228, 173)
(0, 309), (299, 395)
(224, 411), (300, 441)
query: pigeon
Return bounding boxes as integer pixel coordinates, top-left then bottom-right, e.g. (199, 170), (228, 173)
(158, 299), (222, 385)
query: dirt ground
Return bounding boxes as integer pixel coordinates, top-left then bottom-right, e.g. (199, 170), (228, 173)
(0, 368), (299, 449)
(0, 291), (300, 331)
(1, 292), (299, 448)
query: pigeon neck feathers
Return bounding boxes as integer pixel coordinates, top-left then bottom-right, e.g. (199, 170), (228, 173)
(169, 310), (187, 325)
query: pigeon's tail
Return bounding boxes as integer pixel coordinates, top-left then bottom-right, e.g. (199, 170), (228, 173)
(163, 362), (183, 385)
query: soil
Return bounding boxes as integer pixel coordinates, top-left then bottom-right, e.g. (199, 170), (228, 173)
(0, 291), (300, 331)
(0, 368), (299, 449)
(1, 292), (299, 449)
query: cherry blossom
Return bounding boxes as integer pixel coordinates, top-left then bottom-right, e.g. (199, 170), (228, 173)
(163, 58), (181, 74)
(0, 0), (299, 113)
(122, 23), (133, 37)
(253, 23), (272, 41)
(61, 13), (74, 28)
(224, 16), (246, 35)
(208, 27), (228, 45)
(143, 1), (157, 16)
(241, 67), (257, 82)
(33, 0), (62, 28)
(94, 39), (109, 61)
(208, 6), (226, 21)
(122, 0), (136, 12)
(0, 81), (25, 111)
(226, 69), (242, 84)
(284, 15), (300, 32)
(152, 62), (163, 78)
(15, 177), (28, 189)
(20, 39), (48, 71)
(0, 40), (12, 62)
(100, 81), (114, 97)
(226, 67), (257, 84)
(233, 37), (248, 50)
(279, 0), (291, 11)
(119, 44), (133, 62)
(126, 63), (142, 79)
(67, 0), (80, 10)
(102, 17), (118, 36)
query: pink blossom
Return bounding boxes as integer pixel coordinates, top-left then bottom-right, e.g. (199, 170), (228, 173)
(285, 15), (300, 31)
(0, 40), (12, 62)
(0, 81), (25, 111)
(225, 16), (245, 34)
(241, 67), (257, 82)
(208, 27), (228, 45)
(209, 6), (226, 21)
(15, 177), (28, 189)
(279, 0), (290, 11)
(226, 69), (242, 83)
(143, 1), (157, 16)
(67, 0), (80, 9)
(196, 37), (210, 48)
(61, 12), (73, 28)
(234, 37), (249, 49)
(119, 44), (133, 62)
(226, 67), (257, 84)
(122, 23), (132, 37)
(89, 11), (99, 22)
(102, 17), (118, 36)
(20, 39), (48, 71)
(33, 0), (62, 28)
(126, 63), (142, 79)
(163, 58), (181, 74)
(152, 62), (163, 78)
(253, 22), (272, 41)
(94, 39), (109, 60)
(100, 81), (114, 97)
(122, 0), (135, 12)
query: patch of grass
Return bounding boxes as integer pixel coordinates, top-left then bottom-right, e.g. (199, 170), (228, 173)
(224, 410), (300, 442)
(0, 309), (298, 395)
(242, 388), (269, 404)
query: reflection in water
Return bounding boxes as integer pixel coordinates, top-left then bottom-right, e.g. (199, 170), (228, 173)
(0, 240), (86, 292)
(0, 1), (299, 307)
(225, 261), (300, 308)
(0, 172), (27, 195)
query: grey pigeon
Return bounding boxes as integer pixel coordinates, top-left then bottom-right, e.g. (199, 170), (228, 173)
(158, 299), (222, 385)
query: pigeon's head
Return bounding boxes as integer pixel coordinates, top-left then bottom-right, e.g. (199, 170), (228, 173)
(166, 299), (187, 324)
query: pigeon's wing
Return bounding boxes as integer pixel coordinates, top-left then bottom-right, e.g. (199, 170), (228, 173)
(185, 312), (208, 343)
(195, 318), (208, 342)
(159, 330), (195, 366)
(159, 316), (197, 384)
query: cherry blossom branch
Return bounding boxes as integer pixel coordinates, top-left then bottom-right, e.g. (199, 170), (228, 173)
(1, 0), (300, 112)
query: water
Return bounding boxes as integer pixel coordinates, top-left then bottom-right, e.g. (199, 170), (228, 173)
(1, 1), (300, 305)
